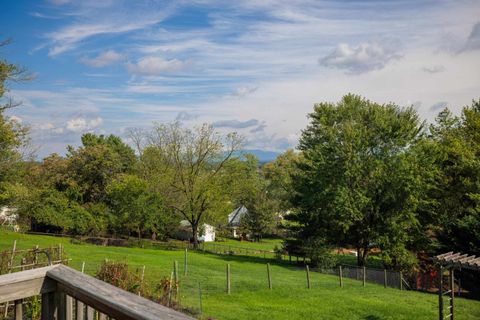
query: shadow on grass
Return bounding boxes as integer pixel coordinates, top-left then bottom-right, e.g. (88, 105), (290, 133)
(195, 249), (301, 270)
(364, 315), (383, 320)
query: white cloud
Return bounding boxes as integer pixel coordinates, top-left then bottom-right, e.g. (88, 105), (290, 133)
(8, 115), (23, 123)
(422, 65), (446, 73)
(212, 119), (259, 129)
(81, 50), (124, 67)
(232, 86), (258, 97)
(320, 42), (402, 74)
(463, 22), (480, 51)
(126, 56), (188, 76)
(66, 117), (103, 132)
(50, 0), (70, 5)
(176, 111), (198, 121)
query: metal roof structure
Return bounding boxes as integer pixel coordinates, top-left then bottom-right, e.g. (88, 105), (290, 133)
(433, 252), (480, 271)
(227, 205), (248, 227)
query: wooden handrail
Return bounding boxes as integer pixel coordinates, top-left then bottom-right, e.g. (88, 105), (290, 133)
(0, 265), (57, 303)
(47, 265), (193, 320)
(0, 265), (194, 320)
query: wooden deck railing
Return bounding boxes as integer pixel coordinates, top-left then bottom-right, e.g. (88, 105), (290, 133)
(0, 264), (194, 320)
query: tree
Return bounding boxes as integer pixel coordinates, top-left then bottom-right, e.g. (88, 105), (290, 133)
(107, 174), (174, 240)
(291, 94), (424, 267)
(426, 101), (480, 256)
(66, 134), (136, 203)
(140, 122), (242, 247)
(240, 191), (277, 241)
(263, 149), (300, 211)
(0, 40), (30, 204)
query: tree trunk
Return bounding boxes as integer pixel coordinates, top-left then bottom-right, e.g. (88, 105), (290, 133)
(192, 223), (199, 249)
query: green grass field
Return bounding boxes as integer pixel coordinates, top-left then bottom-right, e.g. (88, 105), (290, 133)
(1, 231), (480, 320)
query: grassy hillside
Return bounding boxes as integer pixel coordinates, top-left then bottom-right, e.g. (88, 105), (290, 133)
(1, 231), (479, 320)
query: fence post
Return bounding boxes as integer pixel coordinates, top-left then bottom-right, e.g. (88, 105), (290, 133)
(226, 263), (231, 294)
(306, 265), (311, 289)
(267, 263), (272, 289)
(384, 269), (387, 288)
(198, 282), (203, 316)
(339, 265), (343, 287)
(184, 248), (188, 276)
(363, 266), (366, 287)
(399, 271), (403, 290)
(81, 261), (85, 273)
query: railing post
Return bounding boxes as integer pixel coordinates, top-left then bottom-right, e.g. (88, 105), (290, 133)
(75, 300), (84, 320)
(57, 291), (66, 320)
(66, 296), (73, 320)
(14, 299), (23, 320)
(86, 306), (95, 320)
(41, 292), (56, 320)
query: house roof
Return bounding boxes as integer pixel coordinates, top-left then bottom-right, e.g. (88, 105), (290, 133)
(228, 205), (248, 226)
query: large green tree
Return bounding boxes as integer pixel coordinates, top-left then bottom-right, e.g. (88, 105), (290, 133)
(0, 40), (30, 204)
(139, 122), (242, 247)
(107, 174), (174, 240)
(427, 101), (480, 256)
(291, 94), (425, 267)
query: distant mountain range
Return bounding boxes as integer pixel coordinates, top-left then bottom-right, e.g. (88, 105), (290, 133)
(240, 149), (281, 163)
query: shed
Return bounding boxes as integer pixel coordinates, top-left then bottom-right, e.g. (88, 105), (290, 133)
(176, 220), (216, 242)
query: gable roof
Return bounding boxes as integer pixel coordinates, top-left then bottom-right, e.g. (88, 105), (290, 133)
(228, 205), (248, 226)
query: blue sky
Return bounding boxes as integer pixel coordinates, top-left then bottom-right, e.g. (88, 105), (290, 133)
(1, 0), (480, 158)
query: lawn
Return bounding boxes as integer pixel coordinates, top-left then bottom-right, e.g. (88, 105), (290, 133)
(1, 231), (480, 320)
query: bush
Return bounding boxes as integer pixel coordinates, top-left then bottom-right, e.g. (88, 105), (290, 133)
(302, 237), (337, 269)
(96, 260), (146, 295)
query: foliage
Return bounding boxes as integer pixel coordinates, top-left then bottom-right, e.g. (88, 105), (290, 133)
(96, 260), (146, 295)
(425, 100), (480, 256)
(290, 94), (425, 267)
(107, 174), (175, 239)
(139, 122), (243, 246)
(240, 191), (278, 241)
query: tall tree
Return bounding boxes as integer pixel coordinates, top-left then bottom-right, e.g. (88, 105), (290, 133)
(291, 94), (424, 267)
(140, 122), (242, 247)
(0, 40), (30, 203)
(427, 101), (480, 256)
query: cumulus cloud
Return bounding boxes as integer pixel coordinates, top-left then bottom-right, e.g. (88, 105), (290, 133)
(66, 117), (103, 132)
(319, 42), (402, 74)
(430, 101), (448, 111)
(463, 22), (480, 51)
(422, 65), (445, 73)
(212, 119), (259, 129)
(175, 111), (198, 121)
(126, 56), (188, 76)
(232, 86), (258, 97)
(81, 50), (124, 67)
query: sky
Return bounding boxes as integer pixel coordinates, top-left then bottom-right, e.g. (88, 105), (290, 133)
(1, 0), (480, 159)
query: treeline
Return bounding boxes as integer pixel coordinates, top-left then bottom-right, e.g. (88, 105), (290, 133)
(1, 123), (283, 244)
(2, 48), (479, 271)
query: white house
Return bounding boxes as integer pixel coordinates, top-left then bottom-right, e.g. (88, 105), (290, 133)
(0, 206), (19, 232)
(227, 205), (248, 238)
(176, 220), (216, 242)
